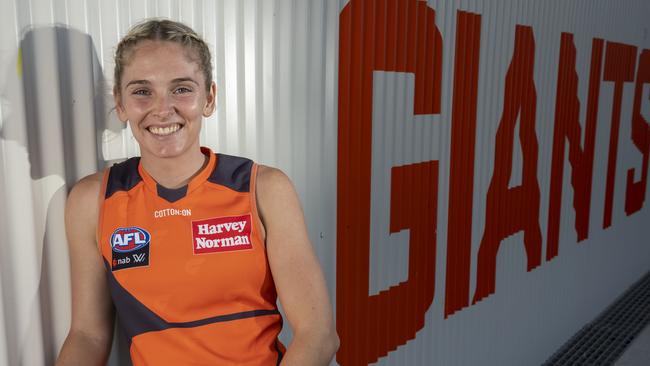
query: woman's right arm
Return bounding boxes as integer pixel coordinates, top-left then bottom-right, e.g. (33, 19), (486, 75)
(56, 173), (115, 366)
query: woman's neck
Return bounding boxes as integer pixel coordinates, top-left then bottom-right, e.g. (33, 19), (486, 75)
(140, 148), (208, 189)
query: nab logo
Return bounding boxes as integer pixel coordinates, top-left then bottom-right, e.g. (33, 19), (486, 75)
(111, 227), (151, 271)
(111, 227), (150, 253)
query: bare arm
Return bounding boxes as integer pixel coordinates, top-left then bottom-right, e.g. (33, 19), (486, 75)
(256, 166), (339, 366)
(56, 173), (115, 365)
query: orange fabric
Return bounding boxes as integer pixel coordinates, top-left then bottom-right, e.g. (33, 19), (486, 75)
(98, 147), (283, 365)
(130, 316), (281, 366)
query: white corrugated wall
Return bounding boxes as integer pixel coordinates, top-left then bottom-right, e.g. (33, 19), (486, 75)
(0, 0), (649, 365)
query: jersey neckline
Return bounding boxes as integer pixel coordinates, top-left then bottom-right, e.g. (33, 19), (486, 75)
(137, 146), (217, 202)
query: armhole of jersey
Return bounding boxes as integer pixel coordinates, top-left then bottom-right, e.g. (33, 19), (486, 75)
(96, 168), (110, 251)
(249, 163), (266, 247)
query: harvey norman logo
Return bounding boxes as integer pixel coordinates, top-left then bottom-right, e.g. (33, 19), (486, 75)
(191, 214), (253, 254)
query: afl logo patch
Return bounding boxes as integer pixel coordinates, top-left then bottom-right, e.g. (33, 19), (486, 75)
(111, 227), (151, 271)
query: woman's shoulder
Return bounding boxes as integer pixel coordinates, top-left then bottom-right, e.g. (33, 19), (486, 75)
(255, 165), (302, 218)
(67, 171), (104, 208)
(70, 171), (103, 193)
(255, 165), (293, 195)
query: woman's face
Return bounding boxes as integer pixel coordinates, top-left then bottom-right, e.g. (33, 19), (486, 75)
(115, 40), (215, 160)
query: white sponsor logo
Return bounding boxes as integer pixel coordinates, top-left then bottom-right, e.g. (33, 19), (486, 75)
(154, 208), (192, 218)
(133, 253), (147, 262)
(195, 235), (251, 249)
(196, 221), (247, 235)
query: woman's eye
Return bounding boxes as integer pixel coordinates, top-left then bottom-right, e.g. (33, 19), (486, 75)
(132, 89), (150, 96)
(174, 87), (193, 94)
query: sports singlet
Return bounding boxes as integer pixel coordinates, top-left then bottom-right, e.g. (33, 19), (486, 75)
(97, 147), (285, 365)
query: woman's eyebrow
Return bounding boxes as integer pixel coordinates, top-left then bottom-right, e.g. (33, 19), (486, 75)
(125, 79), (150, 88)
(124, 78), (199, 88)
(171, 77), (199, 85)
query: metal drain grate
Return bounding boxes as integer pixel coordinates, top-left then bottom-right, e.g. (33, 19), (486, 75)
(543, 271), (650, 366)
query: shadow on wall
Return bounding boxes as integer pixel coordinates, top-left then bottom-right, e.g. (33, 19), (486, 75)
(0, 25), (129, 365)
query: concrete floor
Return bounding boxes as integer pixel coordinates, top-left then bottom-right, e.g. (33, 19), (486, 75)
(613, 324), (650, 366)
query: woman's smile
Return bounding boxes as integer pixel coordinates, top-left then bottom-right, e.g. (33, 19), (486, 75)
(147, 123), (182, 136)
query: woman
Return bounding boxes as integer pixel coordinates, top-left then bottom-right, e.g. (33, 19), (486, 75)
(56, 19), (338, 365)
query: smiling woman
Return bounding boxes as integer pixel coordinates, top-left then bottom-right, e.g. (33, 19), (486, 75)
(55, 19), (338, 366)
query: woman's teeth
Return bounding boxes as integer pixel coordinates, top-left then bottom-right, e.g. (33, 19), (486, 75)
(148, 124), (181, 136)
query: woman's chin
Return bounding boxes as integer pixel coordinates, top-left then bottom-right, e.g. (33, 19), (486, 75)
(142, 142), (189, 159)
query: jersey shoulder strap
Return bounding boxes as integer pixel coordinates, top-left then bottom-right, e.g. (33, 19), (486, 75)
(105, 157), (142, 198)
(208, 153), (254, 193)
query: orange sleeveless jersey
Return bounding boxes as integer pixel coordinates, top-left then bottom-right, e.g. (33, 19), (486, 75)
(97, 147), (284, 365)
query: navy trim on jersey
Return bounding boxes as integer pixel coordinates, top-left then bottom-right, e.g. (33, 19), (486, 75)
(103, 260), (280, 344)
(105, 157), (142, 199)
(105, 153), (253, 200)
(156, 183), (188, 203)
(208, 153), (253, 193)
(275, 338), (284, 365)
(170, 309), (280, 328)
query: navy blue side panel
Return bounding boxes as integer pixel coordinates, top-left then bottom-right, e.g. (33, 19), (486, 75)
(103, 260), (280, 343)
(103, 260), (168, 344)
(156, 183), (188, 203)
(275, 339), (284, 366)
(208, 154), (253, 192)
(105, 157), (142, 199)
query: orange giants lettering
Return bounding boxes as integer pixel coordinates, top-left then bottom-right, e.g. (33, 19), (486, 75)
(336, 0), (650, 364)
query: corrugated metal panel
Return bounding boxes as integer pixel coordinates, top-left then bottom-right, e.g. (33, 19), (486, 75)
(0, 0), (649, 365)
(336, 1), (650, 365)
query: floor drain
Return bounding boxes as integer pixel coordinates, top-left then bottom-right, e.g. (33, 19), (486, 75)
(543, 271), (650, 366)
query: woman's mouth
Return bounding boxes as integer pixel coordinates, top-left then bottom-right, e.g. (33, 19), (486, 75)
(147, 124), (182, 136)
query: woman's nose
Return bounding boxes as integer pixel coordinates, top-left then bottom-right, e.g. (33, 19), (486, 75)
(152, 95), (174, 119)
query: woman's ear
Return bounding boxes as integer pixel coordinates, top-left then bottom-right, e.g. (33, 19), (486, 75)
(203, 82), (216, 117)
(114, 87), (128, 122)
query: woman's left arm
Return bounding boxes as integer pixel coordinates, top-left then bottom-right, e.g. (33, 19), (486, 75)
(256, 166), (339, 366)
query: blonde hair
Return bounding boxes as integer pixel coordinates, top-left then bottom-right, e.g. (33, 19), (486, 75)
(113, 19), (213, 94)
